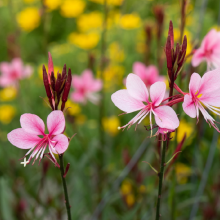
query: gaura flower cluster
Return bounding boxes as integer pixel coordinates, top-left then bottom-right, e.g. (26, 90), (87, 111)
(7, 111), (69, 167)
(0, 58), (33, 88)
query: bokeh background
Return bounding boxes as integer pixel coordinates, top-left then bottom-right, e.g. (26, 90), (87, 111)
(0, 0), (220, 219)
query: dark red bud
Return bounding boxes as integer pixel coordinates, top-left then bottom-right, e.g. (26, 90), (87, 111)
(43, 65), (52, 99)
(181, 35), (187, 54)
(55, 72), (62, 94)
(63, 163), (70, 178)
(168, 20), (174, 49)
(61, 64), (67, 81)
(166, 35), (173, 70)
(61, 68), (72, 111)
(50, 71), (56, 92)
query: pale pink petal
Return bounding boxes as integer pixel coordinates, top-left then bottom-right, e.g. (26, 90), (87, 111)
(7, 128), (41, 149)
(0, 62), (11, 74)
(146, 65), (159, 82)
(20, 114), (45, 135)
(191, 48), (206, 67)
(82, 69), (93, 82)
(0, 76), (15, 87)
(111, 89), (145, 113)
(189, 73), (201, 96)
(72, 75), (84, 89)
(23, 65), (33, 78)
(150, 82), (166, 106)
(198, 68), (220, 95)
(90, 79), (102, 92)
(47, 110), (65, 135)
(182, 94), (196, 118)
(51, 134), (69, 154)
(199, 88), (220, 107)
(71, 91), (86, 103)
(48, 52), (54, 77)
(133, 62), (146, 80)
(153, 106), (179, 130)
(202, 29), (220, 51)
(126, 73), (149, 102)
(12, 58), (23, 75)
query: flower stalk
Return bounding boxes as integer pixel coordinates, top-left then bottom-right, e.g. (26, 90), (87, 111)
(59, 154), (72, 220)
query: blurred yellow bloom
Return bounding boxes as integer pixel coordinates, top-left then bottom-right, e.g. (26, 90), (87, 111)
(16, 7), (40, 32)
(68, 32), (100, 50)
(89, 0), (123, 5)
(77, 11), (103, 32)
(0, 105), (16, 124)
(175, 162), (191, 184)
(120, 180), (132, 195)
(139, 185), (146, 194)
(108, 42), (124, 62)
(38, 64), (62, 80)
(44, 0), (61, 10)
(65, 100), (81, 115)
(125, 194), (135, 207)
(60, 0), (85, 18)
(102, 116), (120, 136)
(119, 14), (141, 30)
(176, 119), (193, 143)
(136, 42), (146, 54)
(23, 0), (38, 3)
(0, 87), (17, 101)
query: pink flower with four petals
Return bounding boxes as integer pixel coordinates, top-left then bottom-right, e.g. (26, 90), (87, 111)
(7, 110), (69, 166)
(192, 29), (220, 70)
(0, 58), (33, 87)
(111, 73), (179, 131)
(182, 69), (220, 131)
(71, 69), (102, 104)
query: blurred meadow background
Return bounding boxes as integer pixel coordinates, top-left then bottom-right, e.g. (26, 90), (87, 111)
(1, 0), (220, 219)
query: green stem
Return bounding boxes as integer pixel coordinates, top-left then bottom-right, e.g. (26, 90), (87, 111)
(59, 154), (72, 220)
(155, 140), (167, 220)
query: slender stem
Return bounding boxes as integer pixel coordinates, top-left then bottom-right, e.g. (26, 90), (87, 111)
(155, 140), (166, 220)
(59, 154), (72, 220)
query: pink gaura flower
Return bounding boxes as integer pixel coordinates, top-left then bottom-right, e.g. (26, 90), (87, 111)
(132, 62), (165, 87)
(192, 29), (220, 70)
(0, 58), (33, 87)
(182, 69), (220, 131)
(111, 73), (179, 131)
(71, 69), (102, 104)
(7, 110), (69, 165)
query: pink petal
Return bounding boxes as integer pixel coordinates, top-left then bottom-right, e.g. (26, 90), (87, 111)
(189, 73), (201, 96)
(202, 29), (220, 51)
(20, 114), (45, 135)
(153, 106), (179, 130)
(12, 58), (23, 76)
(23, 65), (33, 78)
(126, 73), (149, 102)
(82, 69), (93, 82)
(0, 62), (11, 74)
(146, 65), (159, 83)
(0, 76), (15, 87)
(90, 79), (102, 91)
(133, 62), (146, 80)
(191, 48), (205, 67)
(199, 88), (220, 107)
(71, 91), (86, 103)
(150, 82), (166, 106)
(51, 134), (69, 154)
(182, 94), (196, 118)
(47, 110), (65, 135)
(7, 128), (41, 149)
(48, 52), (54, 78)
(72, 75), (84, 89)
(198, 68), (220, 94)
(111, 89), (146, 113)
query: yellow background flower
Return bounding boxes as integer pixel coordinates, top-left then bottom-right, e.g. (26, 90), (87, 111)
(0, 87), (17, 101)
(119, 14), (141, 30)
(44, 0), (61, 11)
(175, 163), (191, 184)
(16, 7), (40, 32)
(102, 116), (120, 136)
(89, 0), (123, 6)
(0, 105), (16, 124)
(60, 0), (85, 18)
(68, 32), (100, 50)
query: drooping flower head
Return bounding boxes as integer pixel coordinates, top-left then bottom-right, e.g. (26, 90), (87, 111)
(182, 69), (220, 131)
(111, 73), (179, 131)
(0, 58), (33, 88)
(132, 62), (165, 88)
(71, 69), (102, 104)
(7, 111), (69, 167)
(192, 29), (220, 70)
